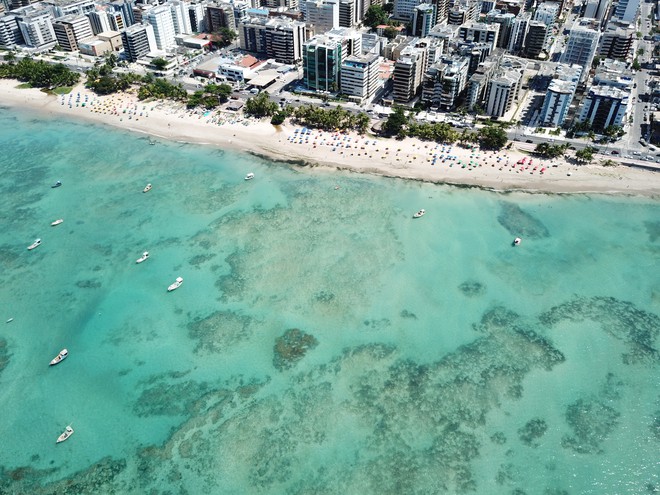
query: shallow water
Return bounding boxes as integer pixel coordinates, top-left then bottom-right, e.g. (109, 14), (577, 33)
(0, 107), (658, 494)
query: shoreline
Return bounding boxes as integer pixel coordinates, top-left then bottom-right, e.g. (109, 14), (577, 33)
(2, 79), (658, 198)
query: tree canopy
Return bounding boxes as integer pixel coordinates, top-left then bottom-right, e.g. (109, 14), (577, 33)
(534, 142), (568, 158)
(292, 105), (370, 133)
(213, 27), (238, 49)
(244, 92), (279, 117)
(364, 5), (389, 28)
(382, 107), (408, 137)
(477, 125), (507, 149)
(574, 146), (597, 163)
(0, 57), (80, 89)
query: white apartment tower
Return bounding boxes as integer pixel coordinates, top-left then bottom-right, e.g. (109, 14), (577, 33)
(538, 64), (581, 126)
(18, 11), (56, 49)
(560, 19), (600, 81)
(145, 5), (176, 50)
(340, 52), (380, 102)
(303, 0), (339, 34)
(168, 0), (192, 35)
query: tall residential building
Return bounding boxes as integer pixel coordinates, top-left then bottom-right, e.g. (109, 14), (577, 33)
(188, 1), (206, 31)
(561, 19), (600, 81)
(507, 12), (529, 52)
(598, 20), (634, 61)
(393, 41), (429, 103)
(486, 10), (515, 48)
(303, 34), (342, 91)
(484, 66), (522, 117)
(145, 6), (176, 50)
(583, 0), (611, 23)
(412, 3), (435, 37)
(612, 0), (639, 23)
(87, 9), (113, 34)
(110, 0), (135, 27)
(447, 0), (478, 25)
(303, 0), (339, 34)
(206, 2), (235, 31)
(534, 2), (559, 26)
(458, 22), (499, 50)
(121, 22), (157, 61)
(466, 59), (497, 109)
(0, 14), (24, 47)
(338, 0), (355, 27)
(340, 52), (380, 102)
(44, 0), (96, 17)
(17, 10), (56, 49)
(523, 20), (547, 58)
(168, 0), (192, 35)
(421, 55), (469, 109)
(538, 64), (581, 126)
(433, 0), (449, 24)
(578, 85), (629, 131)
(52, 14), (93, 51)
(239, 16), (307, 64)
(393, 0), (424, 22)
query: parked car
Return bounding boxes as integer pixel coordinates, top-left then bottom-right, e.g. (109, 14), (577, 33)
(611, 150), (619, 154)
(525, 139), (533, 143)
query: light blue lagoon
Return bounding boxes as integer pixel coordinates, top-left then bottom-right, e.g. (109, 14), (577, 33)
(0, 107), (658, 494)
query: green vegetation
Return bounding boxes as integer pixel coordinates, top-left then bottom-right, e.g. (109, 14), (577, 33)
(150, 57), (169, 71)
(292, 105), (370, 134)
(476, 125), (508, 150)
(575, 146), (597, 163)
(137, 75), (187, 101)
(364, 5), (389, 28)
(186, 83), (232, 109)
(406, 122), (458, 143)
(382, 107), (409, 138)
(0, 57), (80, 89)
(534, 142), (568, 158)
(213, 27), (238, 49)
(244, 92), (279, 117)
(632, 58), (641, 71)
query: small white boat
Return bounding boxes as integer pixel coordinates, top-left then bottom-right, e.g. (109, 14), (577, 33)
(244, 173), (255, 180)
(167, 276), (183, 292)
(143, 183), (152, 193)
(50, 348), (68, 366)
(136, 251), (149, 263)
(51, 181), (62, 188)
(513, 237), (522, 246)
(56, 425), (74, 443)
(6, 318), (13, 323)
(51, 219), (64, 226)
(27, 238), (42, 250)
(413, 209), (426, 218)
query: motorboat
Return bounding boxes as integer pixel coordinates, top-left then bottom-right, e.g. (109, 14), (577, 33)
(136, 251), (149, 263)
(513, 237), (522, 246)
(27, 238), (42, 250)
(244, 173), (255, 180)
(413, 209), (426, 218)
(56, 425), (74, 443)
(51, 181), (62, 188)
(50, 348), (68, 366)
(51, 219), (64, 226)
(143, 183), (152, 193)
(167, 277), (183, 292)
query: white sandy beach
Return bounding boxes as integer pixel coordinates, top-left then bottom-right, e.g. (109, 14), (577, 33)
(1, 79), (658, 196)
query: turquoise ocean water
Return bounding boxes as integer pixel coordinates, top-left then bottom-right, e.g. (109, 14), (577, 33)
(0, 106), (658, 494)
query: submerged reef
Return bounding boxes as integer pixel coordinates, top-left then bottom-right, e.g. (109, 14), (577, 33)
(458, 281), (486, 297)
(273, 328), (319, 371)
(561, 398), (620, 454)
(539, 296), (659, 365)
(0, 337), (10, 377)
(497, 202), (550, 239)
(187, 310), (253, 354)
(518, 418), (548, 447)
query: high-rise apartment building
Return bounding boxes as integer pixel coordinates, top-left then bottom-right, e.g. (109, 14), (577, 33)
(303, 0), (339, 34)
(121, 22), (157, 61)
(239, 16), (307, 64)
(0, 14), (24, 48)
(560, 19), (600, 81)
(523, 20), (547, 58)
(17, 10), (56, 49)
(393, 41), (429, 103)
(52, 14), (93, 51)
(484, 67), (522, 117)
(538, 64), (581, 126)
(598, 20), (634, 61)
(412, 3), (435, 37)
(145, 5), (176, 50)
(340, 52), (380, 102)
